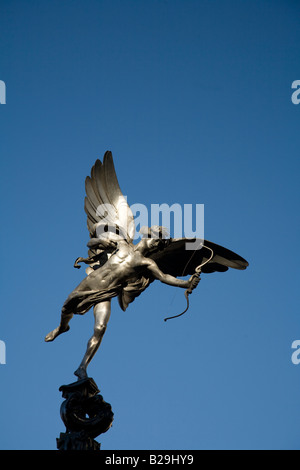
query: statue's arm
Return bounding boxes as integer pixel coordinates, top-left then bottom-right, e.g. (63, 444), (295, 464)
(73, 238), (117, 269)
(144, 259), (191, 289)
(87, 238), (117, 250)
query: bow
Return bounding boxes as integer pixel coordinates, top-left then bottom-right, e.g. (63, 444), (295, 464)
(164, 246), (214, 322)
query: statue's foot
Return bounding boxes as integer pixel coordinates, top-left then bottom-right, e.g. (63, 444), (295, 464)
(74, 366), (88, 381)
(45, 325), (70, 342)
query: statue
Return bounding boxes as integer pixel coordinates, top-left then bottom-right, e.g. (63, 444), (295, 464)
(45, 151), (248, 381)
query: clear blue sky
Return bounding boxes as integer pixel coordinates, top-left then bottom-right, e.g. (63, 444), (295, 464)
(1, 0), (300, 450)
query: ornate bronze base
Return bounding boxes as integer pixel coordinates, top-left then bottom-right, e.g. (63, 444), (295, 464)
(57, 377), (114, 450)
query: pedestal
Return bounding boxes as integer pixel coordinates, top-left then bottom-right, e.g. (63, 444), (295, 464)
(57, 377), (114, 450)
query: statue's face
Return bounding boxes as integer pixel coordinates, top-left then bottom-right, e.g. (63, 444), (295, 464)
(147, 238), (166, 252)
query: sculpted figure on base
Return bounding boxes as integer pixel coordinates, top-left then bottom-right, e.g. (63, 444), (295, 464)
(45, 152), (248, 380)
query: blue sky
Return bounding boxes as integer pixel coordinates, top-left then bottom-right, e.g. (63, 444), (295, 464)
(0, 0), (300, 450)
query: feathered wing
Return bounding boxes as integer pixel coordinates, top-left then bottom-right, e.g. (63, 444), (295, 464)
(84, 151), (135, 243)
(150, 238), (249, 276)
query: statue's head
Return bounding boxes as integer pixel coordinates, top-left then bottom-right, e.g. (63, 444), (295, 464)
(140, 225), (169, 240)
(137, 226), (170, 254)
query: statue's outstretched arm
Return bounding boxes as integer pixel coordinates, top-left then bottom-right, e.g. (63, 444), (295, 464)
(145, 259), (198, 290)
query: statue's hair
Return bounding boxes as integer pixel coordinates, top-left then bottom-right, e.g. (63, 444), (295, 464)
(140, 225), (170, 239)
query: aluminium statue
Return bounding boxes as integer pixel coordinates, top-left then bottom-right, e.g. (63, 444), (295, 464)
(45, 151), (248, 380)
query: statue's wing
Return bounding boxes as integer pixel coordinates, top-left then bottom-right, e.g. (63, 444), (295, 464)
(150, 238), (249, 277)
(118, 239), (248, 311)
(84, 151), (135, 243)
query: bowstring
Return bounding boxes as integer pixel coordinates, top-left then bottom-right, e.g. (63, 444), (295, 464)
(164, 244), (214, 322)
(163, 244), (198, 316)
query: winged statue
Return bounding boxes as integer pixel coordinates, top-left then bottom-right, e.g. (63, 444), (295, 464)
(45, 151), (249, 380)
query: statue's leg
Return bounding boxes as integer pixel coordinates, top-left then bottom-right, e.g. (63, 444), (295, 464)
(45, 306), (73, 342)
(74, 300), (111, 380)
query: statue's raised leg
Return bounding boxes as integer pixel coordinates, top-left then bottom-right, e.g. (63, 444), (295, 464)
(45, 310), (73, 342)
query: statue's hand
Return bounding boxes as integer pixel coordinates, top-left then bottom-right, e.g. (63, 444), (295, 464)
(187, 273), (200, 293)
(74, 257), (82, 269)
